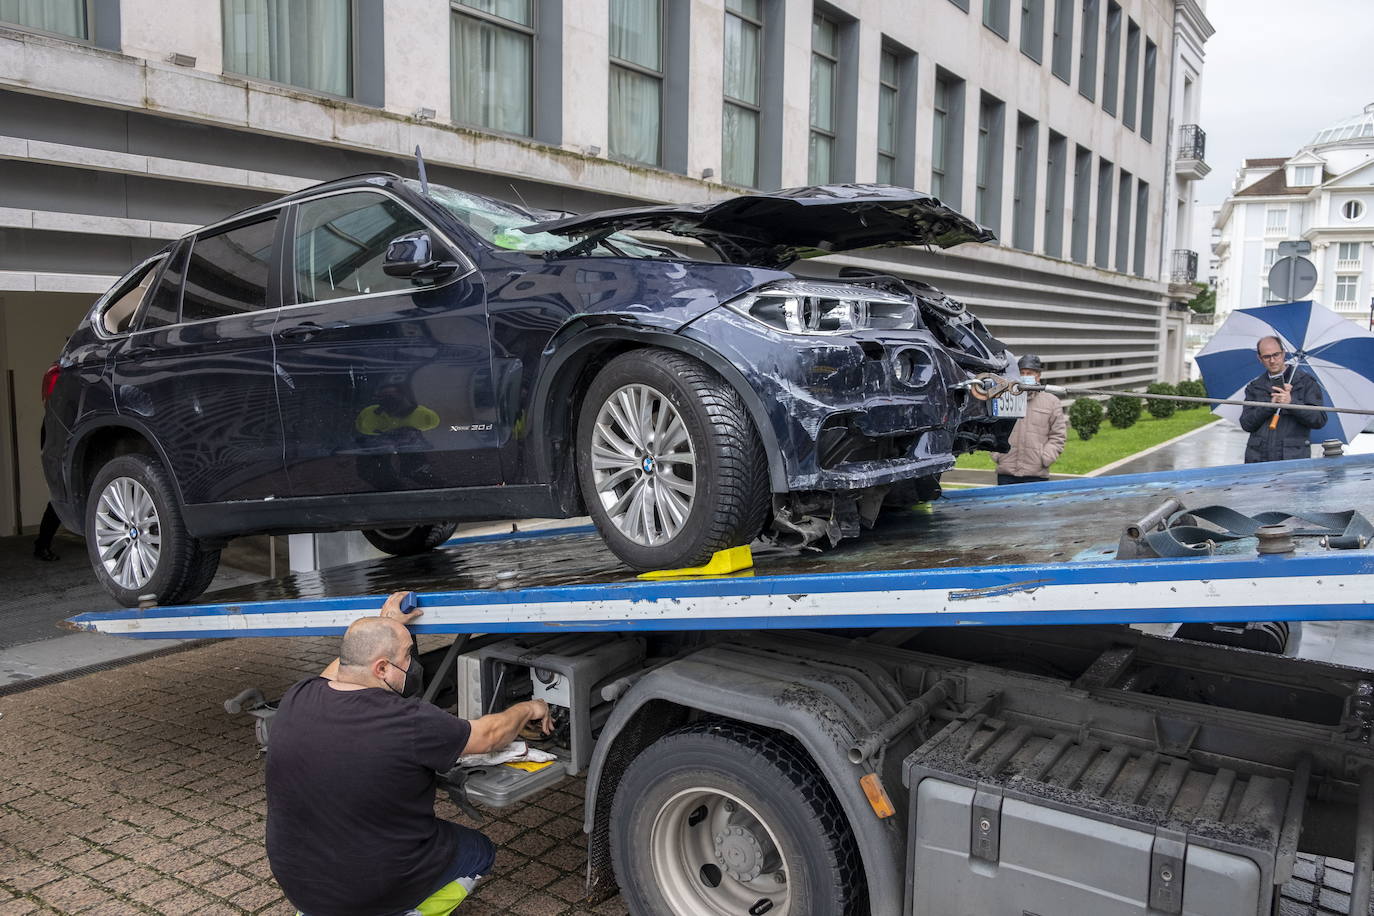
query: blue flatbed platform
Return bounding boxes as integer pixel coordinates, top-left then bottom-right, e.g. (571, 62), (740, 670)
(70, 455), (1374, 639)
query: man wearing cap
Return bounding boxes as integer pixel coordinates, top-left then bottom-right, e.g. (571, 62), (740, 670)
(1238, 336), (1325, 463)
(993, 355), (1067, 485)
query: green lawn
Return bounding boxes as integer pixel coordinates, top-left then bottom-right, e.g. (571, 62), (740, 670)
(955, 407), (1220, 475)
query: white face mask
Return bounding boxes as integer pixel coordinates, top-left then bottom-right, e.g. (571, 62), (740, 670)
(1019, 375), (1038, 386)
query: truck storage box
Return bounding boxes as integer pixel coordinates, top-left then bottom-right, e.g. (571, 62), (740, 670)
(904, 712), (1293, 916)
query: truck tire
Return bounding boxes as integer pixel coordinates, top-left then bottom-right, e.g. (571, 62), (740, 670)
(610, 721), (862, 916)
(85, 453), (220, 607)
(361, 522), (458, 556)
(576, 349), (769, 572)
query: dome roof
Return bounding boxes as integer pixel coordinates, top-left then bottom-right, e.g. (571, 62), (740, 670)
(1311, 103), (1374, 146)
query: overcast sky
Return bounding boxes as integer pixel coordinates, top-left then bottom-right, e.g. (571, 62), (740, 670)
(1195, 0), (1374, 207)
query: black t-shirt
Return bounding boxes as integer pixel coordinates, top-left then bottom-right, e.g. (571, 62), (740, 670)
(265, 677), (488, 916)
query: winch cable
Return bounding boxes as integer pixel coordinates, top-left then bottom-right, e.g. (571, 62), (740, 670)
(968, 374), (1374, 418)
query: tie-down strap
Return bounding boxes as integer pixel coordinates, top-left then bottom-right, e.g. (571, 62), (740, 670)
(1118, 502), (1373, 559)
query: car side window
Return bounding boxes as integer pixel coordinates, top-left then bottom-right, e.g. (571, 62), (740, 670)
(181, 216), (279, 322)
(100, 257), (164, 335)
(140, 241), (189, 331)
(293, 193), (434, 304)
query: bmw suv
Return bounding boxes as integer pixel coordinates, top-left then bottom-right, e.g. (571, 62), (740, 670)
(42, 175), (1016, 606)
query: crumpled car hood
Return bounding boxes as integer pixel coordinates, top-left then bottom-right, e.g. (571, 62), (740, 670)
(521, 184), (997, 270)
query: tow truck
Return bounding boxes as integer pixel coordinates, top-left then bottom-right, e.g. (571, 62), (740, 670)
(72, 454), (1374, 916)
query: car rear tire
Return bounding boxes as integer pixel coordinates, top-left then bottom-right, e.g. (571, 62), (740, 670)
(361, 523), (459, 556)
(610, 722), (863, 916)
(85, 453), (220, 607)
(576, 349), (769, 572)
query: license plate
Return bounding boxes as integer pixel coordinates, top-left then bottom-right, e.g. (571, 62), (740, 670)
(991, 392), (1027, 418)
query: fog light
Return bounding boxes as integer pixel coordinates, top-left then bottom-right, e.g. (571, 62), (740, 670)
(892, 348), (934, 387)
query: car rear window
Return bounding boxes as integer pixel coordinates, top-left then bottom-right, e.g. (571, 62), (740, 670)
(181, 217), (278, 322)
(99, 257), (163, 335)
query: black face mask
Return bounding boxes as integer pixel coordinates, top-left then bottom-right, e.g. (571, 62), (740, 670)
(386, 656), (424, 699)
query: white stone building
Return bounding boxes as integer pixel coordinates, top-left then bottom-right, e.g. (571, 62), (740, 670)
(0, 0), (1209, 536)
(1213, 103), (1374, 324)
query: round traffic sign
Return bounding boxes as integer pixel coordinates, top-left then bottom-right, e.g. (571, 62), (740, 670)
(1266, 256), (1317, 302)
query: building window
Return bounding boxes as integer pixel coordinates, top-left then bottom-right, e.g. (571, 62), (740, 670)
(976, 92), (1004, 232)
(1071, 144), (1091, 264)
(1262, 247), (1278, 271)
(609, 0), (662, 166)
(1050, 0), (1073, 82)
(1012, 113), (1037, 251)
(1078, 0), (1098, 101)
(809, 12), (839, 184)
(983, 0), (1010, 38)
(1101, 1), (1120, 116)
(1266, 207), (1288, 236)
(1020, 0), (1044, 61)
(0, 0), (87, 38)
(1122, 19), (1139, 130)
(1132, 178), (1148, 277)
(1140, 37), (1156, 141)
(222, 0), (353, 97)
(1337, 241), (1362, 269)
(948, 0), (970, 9)
(1335, 274), (1359, 305)
(1293, 164), (1317, 186)
(1341, 200), (1365, 221)
(451, 1), (534, 137)
(876, 49), (900, 183)
(1094, 157), (1113, 268)
(1043, 130), (1067, 258)
(722, 0), (763, 187)
(1114, 168), (1131, 271)
(931, 68), (965, 208)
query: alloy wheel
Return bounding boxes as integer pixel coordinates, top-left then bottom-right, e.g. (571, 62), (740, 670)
(93, 476), (161, 590)
(650, 786), (791, 915)
(590, 383), (697, 546)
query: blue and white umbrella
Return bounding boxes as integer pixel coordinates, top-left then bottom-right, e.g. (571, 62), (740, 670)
(1195, 300), (1374, 444)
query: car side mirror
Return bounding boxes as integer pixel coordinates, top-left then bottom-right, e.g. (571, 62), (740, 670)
(383, 231), (460, 283)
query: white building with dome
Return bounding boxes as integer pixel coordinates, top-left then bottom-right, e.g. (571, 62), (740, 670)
(1213, 103), (1374, 326)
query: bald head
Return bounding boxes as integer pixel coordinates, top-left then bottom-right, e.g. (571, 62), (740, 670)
(1257, 335), (1282, 355)
(338, 617), (409, 670)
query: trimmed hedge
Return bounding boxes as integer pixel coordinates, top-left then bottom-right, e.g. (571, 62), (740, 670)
(1176, 379), (1207, 407)
(1145, 382), (1178, 419)
(1068, 397), (1105, 441)
(1106, 394), (1143, 429)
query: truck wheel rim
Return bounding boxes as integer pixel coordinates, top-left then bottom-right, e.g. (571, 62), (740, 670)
(591, 383), (697, 547)
(650, 786), (790, 916)
(94, 476), (161, 590)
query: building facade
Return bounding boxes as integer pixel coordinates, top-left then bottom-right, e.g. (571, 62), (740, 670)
(0, 0), (1208, 536)
(1213, 103), (1374, 323)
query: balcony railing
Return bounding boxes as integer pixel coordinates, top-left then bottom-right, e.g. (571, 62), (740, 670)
(1178, 124), (1206, 162)
(1171, 249), (1199, 284)
(1337, 258), (1362, 271)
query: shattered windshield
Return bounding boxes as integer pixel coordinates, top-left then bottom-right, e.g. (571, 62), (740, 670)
(407, 180), (669, 259)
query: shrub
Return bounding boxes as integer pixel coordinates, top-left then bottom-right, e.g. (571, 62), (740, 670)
(1069, 397), (1105, 441)
(1175, 379), (1207, 408)
(1106, 394), (1143, 429)
(1145, 382), (1178, 419)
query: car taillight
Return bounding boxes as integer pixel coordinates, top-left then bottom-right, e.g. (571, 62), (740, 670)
(41, 363), (61, 403)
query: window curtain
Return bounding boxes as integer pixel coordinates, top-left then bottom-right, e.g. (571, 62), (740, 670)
(451, 13), (532, 136)
(609, 0), (659, 70)
(609, 66), (661, 165)
(0, 0), (86, 38)
(722, 103), (757, 187)
(223, 0), (351, 97)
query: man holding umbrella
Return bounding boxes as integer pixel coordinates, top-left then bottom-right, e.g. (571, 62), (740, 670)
(1238, 336), (1325, 463)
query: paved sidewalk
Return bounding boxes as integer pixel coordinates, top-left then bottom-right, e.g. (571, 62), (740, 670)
(0, 637), (627, 916)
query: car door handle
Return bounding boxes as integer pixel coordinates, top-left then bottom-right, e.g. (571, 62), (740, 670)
(278, 323), (324, 341)
(123, 345), (158, 359)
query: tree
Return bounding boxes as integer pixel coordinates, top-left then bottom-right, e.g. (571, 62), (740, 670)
(1187, 284), (1216, 315)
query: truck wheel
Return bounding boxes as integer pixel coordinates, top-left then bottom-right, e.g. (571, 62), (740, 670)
(576, 350), (769, 571)
(86, 453), (220, 607)
(361, 523), (458, 556)
(610, 721), (862, 916)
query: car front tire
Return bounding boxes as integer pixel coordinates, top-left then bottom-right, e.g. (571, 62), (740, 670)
(85, 453), (220, 607)
(576, 349), (769, 572)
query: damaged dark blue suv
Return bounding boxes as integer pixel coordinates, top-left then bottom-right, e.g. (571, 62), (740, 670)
(42, 175), (1017, 606)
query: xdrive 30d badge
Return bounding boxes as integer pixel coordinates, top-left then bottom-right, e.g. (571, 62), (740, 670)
(41, 176), (1017, 606)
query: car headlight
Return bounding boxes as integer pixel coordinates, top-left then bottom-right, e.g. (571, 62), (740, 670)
(726, 280), (918, 335)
